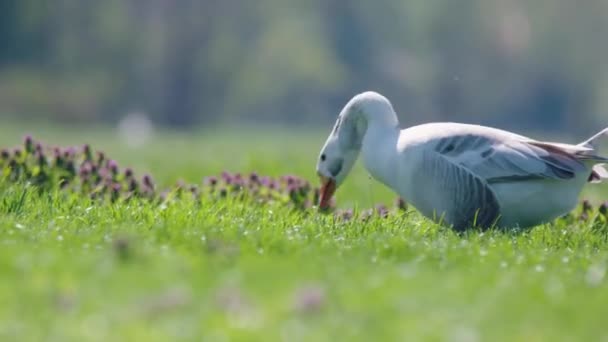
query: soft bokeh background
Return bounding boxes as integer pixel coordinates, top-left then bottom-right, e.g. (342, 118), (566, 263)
(1, 0), (608, 136)
(3, 3), (608, 340)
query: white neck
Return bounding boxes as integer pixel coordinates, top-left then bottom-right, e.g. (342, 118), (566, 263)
(329, 91), (403, 190)
(361, 121), (400, 189)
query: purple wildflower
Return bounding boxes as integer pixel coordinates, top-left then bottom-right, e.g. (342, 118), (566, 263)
(582, 200), (593, 213)
(293, 286), (326, 313)
(375, 204), (389, 218)
(0, 149), (10, 160)
(249, 172), (259, 183)
(79, 163), (91, 179)
(107, 160), (119, 175)
(221, 171), (233, 184)
(336, 209), (354, 221)
(283, 175), (294, 185)
(13, 148), (22, 158)
(63, 147), (76, 160)
(124, 168), (134, 178)
(53, 150), (64, 167)
(268, 180), (277, 190)
(360, 209), (374, 221)
(260, 176), (271, 187)
(23, 135), (34, 153)
(219, 187), (228, 198)
(128, 178), (139, 192)
(599, 202), (608, 217)
(36, 152), (47, 168)
(83, 144), (92, 161)
(98, 167), (110, 182)
(65, 160), (76, 176)
(395, 197), (407, 211)
(205, 176), (218, 187)
(143, 174), (154, 189)
(111, 183), (121, 202)
(287, 184), (299, 201)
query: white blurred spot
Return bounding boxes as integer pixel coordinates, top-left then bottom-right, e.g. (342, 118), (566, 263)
(545, 277), (564, 298)
(117, 111), (154, 148)
(448, 325), (479, 342)
(586, 264), (606, 287)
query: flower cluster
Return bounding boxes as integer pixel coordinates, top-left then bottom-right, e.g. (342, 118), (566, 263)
(0, 135), (158, 202)
(0, 135), (327, 209)
(572, 199), (608, 225)
(1, 135), (607, 225)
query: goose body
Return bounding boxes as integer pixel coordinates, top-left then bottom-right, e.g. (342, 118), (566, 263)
(316, 91), (608, 231)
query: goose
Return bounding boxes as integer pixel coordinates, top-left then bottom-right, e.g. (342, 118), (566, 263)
(315, 91), (608, 231)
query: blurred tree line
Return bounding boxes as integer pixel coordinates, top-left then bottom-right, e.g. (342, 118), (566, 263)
(0, 0), (607, 134)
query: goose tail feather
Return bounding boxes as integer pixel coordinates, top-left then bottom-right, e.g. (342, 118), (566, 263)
(579, 127), (608, 150)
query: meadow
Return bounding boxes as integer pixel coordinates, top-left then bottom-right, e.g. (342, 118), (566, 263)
(0, 122), (607, 341)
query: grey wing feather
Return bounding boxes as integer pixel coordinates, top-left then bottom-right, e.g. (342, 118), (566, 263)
(433, 134), (588, 183)
(417, 151), (501, 231)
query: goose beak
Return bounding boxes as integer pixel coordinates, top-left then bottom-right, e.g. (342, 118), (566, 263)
(318, 174), (336, 210)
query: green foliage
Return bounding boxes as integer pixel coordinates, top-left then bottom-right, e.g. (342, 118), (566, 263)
(1, 1), (608, 132)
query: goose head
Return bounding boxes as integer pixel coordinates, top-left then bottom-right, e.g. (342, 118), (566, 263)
(316, 130), (359, 210)
(316, 91), (398, 209)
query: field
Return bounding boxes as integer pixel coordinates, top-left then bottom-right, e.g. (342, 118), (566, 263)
(0, 123), (607, 341)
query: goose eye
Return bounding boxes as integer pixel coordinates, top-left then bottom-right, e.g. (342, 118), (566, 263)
(320, 154), (326, 162)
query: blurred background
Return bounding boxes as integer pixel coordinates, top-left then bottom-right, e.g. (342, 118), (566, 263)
(1, 0), (608, 136)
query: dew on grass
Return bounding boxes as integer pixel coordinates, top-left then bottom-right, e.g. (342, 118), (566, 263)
(0, 134), (604, 229)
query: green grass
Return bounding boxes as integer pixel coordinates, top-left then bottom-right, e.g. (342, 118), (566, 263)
(1, 122), (608, 341)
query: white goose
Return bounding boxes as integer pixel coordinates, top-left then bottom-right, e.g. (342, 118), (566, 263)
(316, 91), (608, 231)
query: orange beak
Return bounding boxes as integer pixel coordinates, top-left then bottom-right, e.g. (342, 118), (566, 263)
(318, 175), (336, 210)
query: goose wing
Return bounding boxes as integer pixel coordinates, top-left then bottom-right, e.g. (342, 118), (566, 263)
(414, 150), (501, 230)
(432, 133), (589, 184)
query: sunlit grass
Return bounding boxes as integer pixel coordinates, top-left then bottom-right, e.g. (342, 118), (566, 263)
(0, 121), (607, 341)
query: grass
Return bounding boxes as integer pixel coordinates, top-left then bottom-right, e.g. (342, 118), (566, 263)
(1, 122), (608, 341)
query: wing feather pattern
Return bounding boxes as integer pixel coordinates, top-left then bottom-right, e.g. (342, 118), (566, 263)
(433, 134), (588, 184)
(417, 150), (501, 231)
